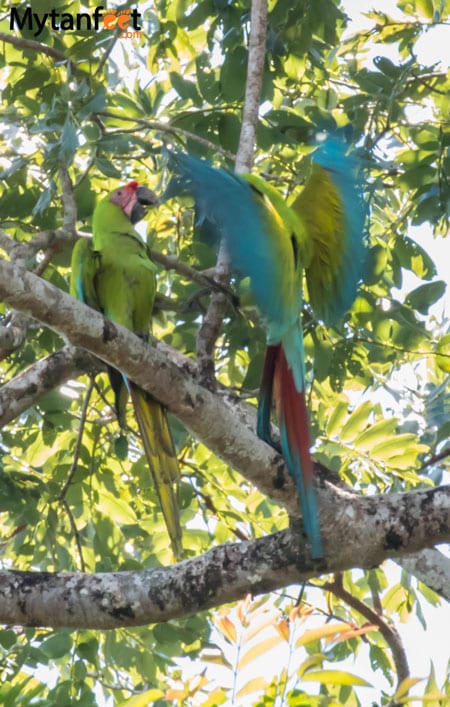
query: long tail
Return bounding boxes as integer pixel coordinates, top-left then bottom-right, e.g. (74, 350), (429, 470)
(270, 343), (323, 559)
(129, 384), (182, 561)
(259, 324), (322, 558)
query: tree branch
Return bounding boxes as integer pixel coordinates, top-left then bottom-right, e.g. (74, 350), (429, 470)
(396, 548), (450, 602)
(324, 574), (409, 690)
(0, 257), (296, 506)
(235, 0), (267, 173)
(149, 248), (237, 303)
(1, 257), (449, 548)
(195, 0), (268, 384)
(3, 331), (449, 602)
(0, 346), (98, 428)
(0, 483), (448, 629)
(59, 167), (78, 239)
(94, 111), (236, 161)
(0, 32), (76, 73)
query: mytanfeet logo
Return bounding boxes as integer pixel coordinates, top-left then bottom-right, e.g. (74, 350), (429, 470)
(10, 5), (143, 39)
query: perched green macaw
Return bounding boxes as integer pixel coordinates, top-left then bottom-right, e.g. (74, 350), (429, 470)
(167, 142), (365, 559)
(70, 181), (183, 560)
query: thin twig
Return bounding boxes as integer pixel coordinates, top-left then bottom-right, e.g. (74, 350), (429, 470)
(94, 111), (236, 160)
(323, 573), (410, 692)
(59, 377), (95, 500)
(0, 32), (76, 73)
(420, 446), (450, 471)
(96, 32), (119, 75)
(150, 249), (229, 293)
(61, 499), (86, 572)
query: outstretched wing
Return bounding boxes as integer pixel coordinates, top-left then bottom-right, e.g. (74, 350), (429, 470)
(292, 141), (366, 325)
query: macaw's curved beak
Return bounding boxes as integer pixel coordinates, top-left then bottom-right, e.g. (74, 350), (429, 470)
(130, 186), (160, 224)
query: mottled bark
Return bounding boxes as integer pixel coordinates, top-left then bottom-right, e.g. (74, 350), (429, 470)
(0, 258), (449, 627)
(0, 346), (96, 427)
(397, 548), (450, 602)
(0, 485), (448, 629)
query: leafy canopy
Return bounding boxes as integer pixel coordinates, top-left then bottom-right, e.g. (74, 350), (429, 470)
(0, 0), (449, 704)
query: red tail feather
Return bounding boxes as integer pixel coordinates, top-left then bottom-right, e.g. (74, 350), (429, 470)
(272, 345), (313, 485)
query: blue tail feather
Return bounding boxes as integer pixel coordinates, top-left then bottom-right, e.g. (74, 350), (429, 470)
(279, 421), (323, 559)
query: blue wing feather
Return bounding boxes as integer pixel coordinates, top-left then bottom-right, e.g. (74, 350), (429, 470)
(166, 152), (298, 338)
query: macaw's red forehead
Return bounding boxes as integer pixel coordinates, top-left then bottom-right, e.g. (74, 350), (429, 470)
(126, 180), (139, 190)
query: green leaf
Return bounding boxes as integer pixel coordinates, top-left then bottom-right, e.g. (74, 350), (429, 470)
(76, 637), (100, 664)
(354, 419), (399, 452)
(395, 236), (436, 280)
(405, 281), (446, 314)
(371, 434), (424, 461)
(98, 494), (137, 524)
(436, 334), (450, 373)
(115, 434), (129, 460)
(301, 669), (372, 687)
(364, 245), (389, 285)
(374, 56), (403, 78)
(60, 118), (78, 163)
(79, 87), (107, 120)
(339, 402), (374, 443)
(220, 46), (247, 101)
(95, 158), (122, 178)
(394, 676), (424, 699)
(0, 629), (17, 649)
(41, 632), (73, 659)
(325, 400), (350, 437)
(196, 55), (220, 103)
(170, 72), (202, 104)
(414, 0), (434, 18)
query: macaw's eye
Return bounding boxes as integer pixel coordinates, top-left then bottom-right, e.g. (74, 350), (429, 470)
(117, 190), (122, 196)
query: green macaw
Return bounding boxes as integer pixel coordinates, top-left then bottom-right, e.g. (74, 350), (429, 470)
(167, 141), (366, 559)
(70, 180), (182, 560)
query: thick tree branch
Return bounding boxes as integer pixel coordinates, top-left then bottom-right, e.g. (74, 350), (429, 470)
(0, 324), (26, 353)
(1, 258), (449, 554)
(396, 548), (450, 602)
(0, 257), (294, 507)
(0, 346), (97, 427)
(0, 483), (448, 629)
(3, 337), (449, 602)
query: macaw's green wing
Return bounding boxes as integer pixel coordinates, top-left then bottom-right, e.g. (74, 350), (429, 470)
(69, 237), (100, 309)
(291, 142), (366, 326)
(70, 236), (129, 426)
